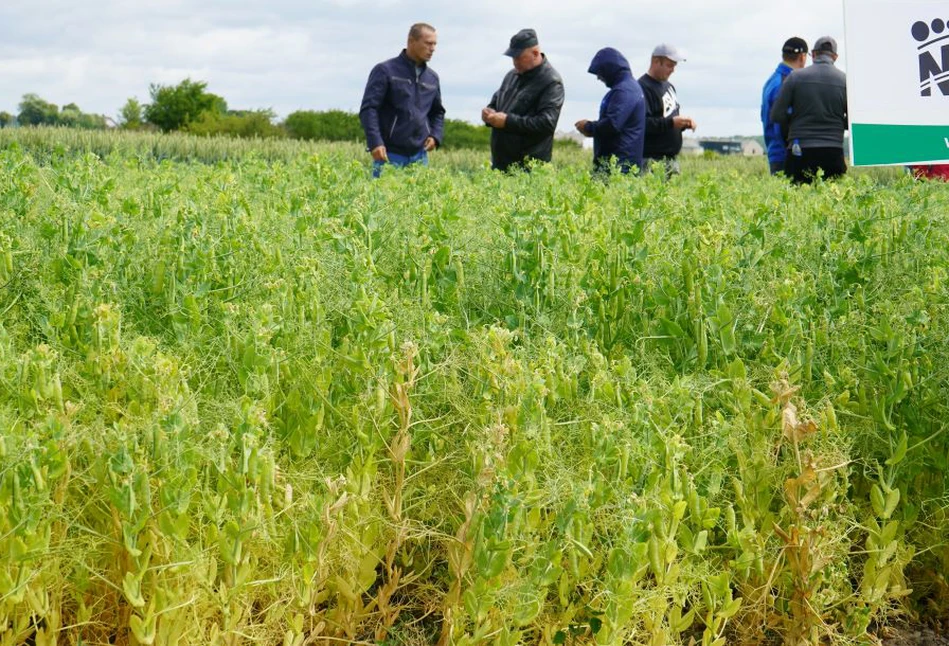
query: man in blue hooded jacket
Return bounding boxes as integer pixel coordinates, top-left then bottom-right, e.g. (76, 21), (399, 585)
(761, 37), (808, 175)
(359, 23), (445, 177)
(575, 47), (646, 175)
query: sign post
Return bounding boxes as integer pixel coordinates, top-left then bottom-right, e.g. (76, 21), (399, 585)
(845, 0), (949, 166)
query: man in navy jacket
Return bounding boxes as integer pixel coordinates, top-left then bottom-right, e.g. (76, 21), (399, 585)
(761, 37), (808, 175)
(359, 23), (446, 177)
(575, 47), (646, 175)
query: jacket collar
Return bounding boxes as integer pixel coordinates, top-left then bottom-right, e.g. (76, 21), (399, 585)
(399, 49), (426, 71)
(813, 53), (836, 65)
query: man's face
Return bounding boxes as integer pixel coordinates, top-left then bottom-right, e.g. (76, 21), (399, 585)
(512, 47), (539, 73)
(407, 29), (437, 63)
(652, 56), (677, 81)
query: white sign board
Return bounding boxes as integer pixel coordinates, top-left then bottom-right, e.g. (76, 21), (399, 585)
(845, 0), (949, 165)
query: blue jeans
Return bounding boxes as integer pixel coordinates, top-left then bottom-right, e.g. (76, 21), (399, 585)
(372, 149), (428, 178)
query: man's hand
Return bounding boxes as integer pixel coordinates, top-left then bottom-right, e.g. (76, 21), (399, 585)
(371, 145), (388, 162)
(482, 108), (507, 129)
(423, 137), (437, 152)
(673, 116), (696, 131)
(575, 119), (592, 136)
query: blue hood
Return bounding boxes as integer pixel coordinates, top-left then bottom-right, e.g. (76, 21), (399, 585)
(588, 47), (632, 87)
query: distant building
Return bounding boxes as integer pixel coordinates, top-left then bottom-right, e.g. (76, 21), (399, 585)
(681, 137), (703, 156)
(742, 140), (764, 156)
(699, 139), (743, 155)
(696, 138), (765, 157)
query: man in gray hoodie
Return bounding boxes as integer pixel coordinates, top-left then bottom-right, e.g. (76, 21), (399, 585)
(770, 36), (848, 184)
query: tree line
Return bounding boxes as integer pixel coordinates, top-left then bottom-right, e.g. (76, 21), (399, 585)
(0, 78), (578, 151)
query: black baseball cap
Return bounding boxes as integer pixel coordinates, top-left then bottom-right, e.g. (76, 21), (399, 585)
(782, 37), (808, 55)
(504, 28), (538, 57)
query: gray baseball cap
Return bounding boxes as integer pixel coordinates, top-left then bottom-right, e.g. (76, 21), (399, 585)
(813, 36), (838, 54)
(652, 43), (686, 62)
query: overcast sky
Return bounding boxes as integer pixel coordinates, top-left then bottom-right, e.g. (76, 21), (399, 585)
(0, 0), (846, 138)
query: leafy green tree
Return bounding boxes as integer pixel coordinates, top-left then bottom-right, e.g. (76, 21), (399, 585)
(187, 109), (284, 139)
(58, 103), (81, 127)
(17, 93), (60, 126)
(54, 103), (106, 130)
(119, 98), (144, 129)
(144, 79), (227, 132)
(0, 112), (13, 128)
(442, 119), (490, 150)
(283, 109), (363, 142)
(76, 113), (107, 130)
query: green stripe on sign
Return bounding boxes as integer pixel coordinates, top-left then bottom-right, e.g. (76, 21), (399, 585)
(851, 123), (949, 166)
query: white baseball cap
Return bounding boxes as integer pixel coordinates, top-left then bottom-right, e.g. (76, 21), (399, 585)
(652, 43), (686, 62)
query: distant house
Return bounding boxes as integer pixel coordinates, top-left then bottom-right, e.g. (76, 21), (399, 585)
(742, 140), (764, 156)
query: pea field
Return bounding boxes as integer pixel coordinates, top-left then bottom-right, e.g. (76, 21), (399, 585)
(1, 129), (947, 646)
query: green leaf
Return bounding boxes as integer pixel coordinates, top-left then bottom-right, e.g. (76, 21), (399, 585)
(129, 611), (156, 645)
(870, 484), (886, 517)
(883, 488), (901, 519)
(719, 597), (742, 619)
(122, 572), (146, 608)
(693, 530), (708, 554)
(726, 358), (746, 380)
(589, 617), (602, 634)
(660, 318), (686, 339)
(885, 432), (908, 466)
(674, 607), (696, 633)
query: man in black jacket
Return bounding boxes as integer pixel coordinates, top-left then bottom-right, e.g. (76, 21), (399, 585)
(482, 29), (565, 172)
(639, 43), (696, 177)
(359, 23), (445, 177)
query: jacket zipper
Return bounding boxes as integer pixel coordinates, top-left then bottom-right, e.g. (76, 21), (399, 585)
(389, 116), (399, 141)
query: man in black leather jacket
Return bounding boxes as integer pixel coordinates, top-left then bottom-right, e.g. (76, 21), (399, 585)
(481, 29), (565, 172)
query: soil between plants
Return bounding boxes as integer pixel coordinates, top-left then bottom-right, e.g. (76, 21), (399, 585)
(880, 621), (949, 646)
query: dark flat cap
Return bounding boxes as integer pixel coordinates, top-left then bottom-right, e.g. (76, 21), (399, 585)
(504, 28), (538, 57)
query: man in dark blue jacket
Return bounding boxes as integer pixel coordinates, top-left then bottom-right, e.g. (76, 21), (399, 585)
(575, 47), (646, 175)
(761, 37), (808, 175)
(359, 23), (446, 177)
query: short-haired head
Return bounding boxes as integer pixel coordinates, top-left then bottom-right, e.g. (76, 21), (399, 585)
(408, 23), (435, 41)
(406, 23), (437, 64)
